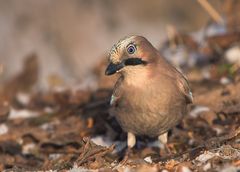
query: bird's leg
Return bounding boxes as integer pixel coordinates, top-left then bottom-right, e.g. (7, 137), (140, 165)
(158, 132), (171, 154)
(158, 132), (168, 145)
(127, 132), (136, 148)
(125, 132), (136, 157)
(120, 132), (136, 165)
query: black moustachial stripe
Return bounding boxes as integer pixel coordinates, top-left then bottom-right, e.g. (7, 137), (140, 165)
(124, 58), (147, 66)
(105, 58), (147, 75)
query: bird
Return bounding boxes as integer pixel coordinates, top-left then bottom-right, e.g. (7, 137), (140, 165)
(105, 35), (193, 151)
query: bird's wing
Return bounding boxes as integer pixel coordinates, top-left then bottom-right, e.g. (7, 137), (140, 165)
(157, 56), (193, 104)
(177, 74), (193, 104)
(161, 61), (193, 104)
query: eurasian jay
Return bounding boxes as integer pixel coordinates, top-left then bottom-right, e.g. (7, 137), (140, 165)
(105, 35), (193, 149)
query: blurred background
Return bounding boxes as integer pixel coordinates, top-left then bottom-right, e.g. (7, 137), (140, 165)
(0, 1), (240, 171)
(0, 0), (223, 89)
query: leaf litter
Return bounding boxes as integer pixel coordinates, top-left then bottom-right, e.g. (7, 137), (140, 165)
(1, 2), (240, 171)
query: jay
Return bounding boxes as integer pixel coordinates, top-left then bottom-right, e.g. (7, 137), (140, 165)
(105, 35), (193, 149)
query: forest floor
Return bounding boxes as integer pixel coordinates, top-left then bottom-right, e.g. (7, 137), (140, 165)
(0, 15), (240, 172)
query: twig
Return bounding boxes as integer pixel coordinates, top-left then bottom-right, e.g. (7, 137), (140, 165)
(166, 25), (177, 50)
(41, 149), (81, 154)
(197, 0), (224, 24)
(77, 144), (115, 166)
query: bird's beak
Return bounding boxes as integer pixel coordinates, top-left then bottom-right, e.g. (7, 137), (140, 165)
(105, 62), (125, 75)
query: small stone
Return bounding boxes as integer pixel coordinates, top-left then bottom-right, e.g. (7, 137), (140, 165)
(220, 77), (231, 85)
(144, 156), (152, 163)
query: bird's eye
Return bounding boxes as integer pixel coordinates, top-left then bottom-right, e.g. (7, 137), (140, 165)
(127, 45), (136, 54)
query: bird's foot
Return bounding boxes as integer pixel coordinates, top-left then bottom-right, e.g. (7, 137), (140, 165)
(159, 143), (172, 156)
(158, 132), (173, 155)
(120, 147), (133, 165)
(120, 132), (136, 165)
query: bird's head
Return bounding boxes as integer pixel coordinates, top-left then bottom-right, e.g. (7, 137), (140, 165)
(105, 35), (158, 75)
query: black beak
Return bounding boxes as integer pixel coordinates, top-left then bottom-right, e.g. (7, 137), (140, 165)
(105, 58), (147, 75)
(105, 62), (124, 75)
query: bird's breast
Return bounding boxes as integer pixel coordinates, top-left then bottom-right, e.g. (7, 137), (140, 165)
(111, 73), (187, 136)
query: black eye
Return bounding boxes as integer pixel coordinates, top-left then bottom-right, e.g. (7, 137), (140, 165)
(127, 45), (136, 54)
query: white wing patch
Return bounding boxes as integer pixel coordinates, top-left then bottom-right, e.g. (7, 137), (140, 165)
(110, 94), (116, 106)
(189, 91), (193, 102)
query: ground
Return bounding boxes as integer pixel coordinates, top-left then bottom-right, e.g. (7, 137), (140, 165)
(0, 9), (240, 172)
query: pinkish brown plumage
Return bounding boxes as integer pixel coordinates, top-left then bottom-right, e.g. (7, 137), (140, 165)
(105, 35), (193, 148)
